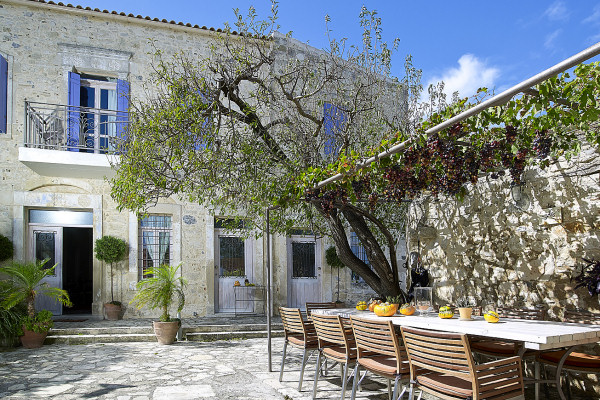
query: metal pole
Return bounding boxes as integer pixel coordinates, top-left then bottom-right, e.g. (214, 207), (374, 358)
(316, 41), (600, 189)
(266, 206), (272, 372)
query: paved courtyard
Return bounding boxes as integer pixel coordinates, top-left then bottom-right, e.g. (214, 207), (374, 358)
(0, 338), (401, 400)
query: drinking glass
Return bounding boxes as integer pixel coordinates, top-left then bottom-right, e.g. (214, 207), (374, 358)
(414, 287), (433, 316)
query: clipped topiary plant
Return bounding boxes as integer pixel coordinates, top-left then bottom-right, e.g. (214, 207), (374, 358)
(94, 236), (128, 305)
(326, 246), (345, 302)
(0, 234), (14, 262)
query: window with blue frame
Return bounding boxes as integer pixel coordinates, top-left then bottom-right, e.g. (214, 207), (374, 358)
(350, 231), (372, 284)
(323, 102), (347, 158)
(67, 72), (129, 153)
(0, 54), (8, 134)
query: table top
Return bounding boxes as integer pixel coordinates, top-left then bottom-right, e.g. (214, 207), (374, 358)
(313, 308), (600, 350)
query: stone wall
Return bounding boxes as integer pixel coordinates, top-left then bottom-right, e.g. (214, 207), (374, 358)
(406, 146), (600, 315)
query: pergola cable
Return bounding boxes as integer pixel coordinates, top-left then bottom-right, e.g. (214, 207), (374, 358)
(315, 41), (600, 189)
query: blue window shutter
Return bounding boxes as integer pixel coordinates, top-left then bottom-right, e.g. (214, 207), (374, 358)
(323, 103), (346, 157)
(67, 71), (81, 151)
(194, 90), (209, 150)
(0, 55), (8, 134)
(116, 79), (129, 140)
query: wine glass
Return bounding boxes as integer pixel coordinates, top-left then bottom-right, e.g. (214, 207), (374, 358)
(414, 287), (433, 316)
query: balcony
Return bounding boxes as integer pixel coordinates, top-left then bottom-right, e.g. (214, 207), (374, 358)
(19, 101), (127, 179)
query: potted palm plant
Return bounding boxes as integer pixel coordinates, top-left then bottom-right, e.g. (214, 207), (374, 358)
(130, 263), (187, 345)
(94, 235), (128, 320)
(0, 260), (71, 348)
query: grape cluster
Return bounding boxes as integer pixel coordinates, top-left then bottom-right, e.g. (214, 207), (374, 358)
(505, 125), (517, 143)
(533, 130), (552, 159)
(351, 178), (371, 198)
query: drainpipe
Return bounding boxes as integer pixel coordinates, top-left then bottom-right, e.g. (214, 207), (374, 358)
(266, 205), (280, 372)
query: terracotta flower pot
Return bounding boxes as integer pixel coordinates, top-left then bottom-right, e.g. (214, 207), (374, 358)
(20, 327), (48, 349)
(104, 303), (122, 321)
(153, 321), (180, 345)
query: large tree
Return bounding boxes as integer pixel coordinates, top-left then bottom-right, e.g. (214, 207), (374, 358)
(111, 5), (421, 299)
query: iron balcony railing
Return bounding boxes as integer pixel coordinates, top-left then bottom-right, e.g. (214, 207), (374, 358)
(24, 101), (128, 154)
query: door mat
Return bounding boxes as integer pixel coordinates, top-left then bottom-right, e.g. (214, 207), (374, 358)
(53, 318), (87, 322)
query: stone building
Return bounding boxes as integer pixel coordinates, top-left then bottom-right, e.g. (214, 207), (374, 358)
(0, 0), (398, 319)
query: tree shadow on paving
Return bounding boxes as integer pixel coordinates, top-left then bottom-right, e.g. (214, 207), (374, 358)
(82, 384), (135, 397)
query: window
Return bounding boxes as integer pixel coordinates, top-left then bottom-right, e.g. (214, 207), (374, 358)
(139, 215), (172, 279)
(67, 71), (129, 153)
(323, 102), (347, 158)
(350, 232), (371, 284)
(0, 54), (7, 134)
(218, 236), (246, 277)
(292, 241), (316, 278)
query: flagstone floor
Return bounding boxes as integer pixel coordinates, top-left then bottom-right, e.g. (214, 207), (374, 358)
(0, 337), (587, 399)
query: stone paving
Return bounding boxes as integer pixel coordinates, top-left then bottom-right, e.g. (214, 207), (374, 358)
(0, 338), (400, 400)
(0, 333), (585, 399)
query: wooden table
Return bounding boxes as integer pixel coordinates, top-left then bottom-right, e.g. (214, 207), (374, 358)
(313, 308), (600, 400)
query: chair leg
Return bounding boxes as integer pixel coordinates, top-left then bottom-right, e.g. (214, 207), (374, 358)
(299, 348), (309, 391)
(279, 340), (288, 382)
(387, 379), (392, 400)
(392, 376), (399, 400)
(340, 361), (350, 399)
(312, 351), (322, 400)
(350, 364), (360, 400)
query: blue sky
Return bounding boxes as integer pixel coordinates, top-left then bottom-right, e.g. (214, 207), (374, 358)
(75, 1), (600, 99)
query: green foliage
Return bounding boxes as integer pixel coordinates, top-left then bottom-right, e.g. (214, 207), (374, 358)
(21, 310), (53, 334)
(130, 263), (187, 322)
(0, 260), (72, 318)
(325, 246), (344, 269)
(455, 297), (476, 308)
(386, 295), (404, 304)
(94, 236), (128, 264)
(0, 280), (27, 339)
(0, 234), (14, 262)
(94, 235), (128, 303)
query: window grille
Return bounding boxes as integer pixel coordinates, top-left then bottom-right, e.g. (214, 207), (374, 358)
(138, 215), (172, 279)
(292, 242), (316, 278)
(350, 232), (372, 284)
(218, 236), (245, 277)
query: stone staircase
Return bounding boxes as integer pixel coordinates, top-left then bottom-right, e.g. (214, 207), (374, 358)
(46, 322), (284, 345)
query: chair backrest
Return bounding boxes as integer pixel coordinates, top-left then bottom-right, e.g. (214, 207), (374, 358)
(564, 309), (600, 324)
(306, 302), (337, 318)
(279, 307), (314, 340)
(350, 316), (404, 372)
(497, 306), (545, 320)
(400, 326), (474, 380)
(312, 313), (354, 352)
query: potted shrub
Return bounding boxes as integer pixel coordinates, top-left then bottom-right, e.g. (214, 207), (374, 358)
(455, 297), (476, 320)
(94, 235), (128, 320)
(0, 260), (71, 348)
(130, 263), (187, 345)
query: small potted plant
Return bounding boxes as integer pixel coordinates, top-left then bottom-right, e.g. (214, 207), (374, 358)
(94, 235), (128, 320)
(0, 260), (71, 348)
(455, 297), (476, 320)
(130, 263), (187, 345)
(386, 295), (405, 312)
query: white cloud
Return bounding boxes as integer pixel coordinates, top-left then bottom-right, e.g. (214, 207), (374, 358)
(544, 29), (562, 50)
(583, 4), (600, 24)
(426, 54), (500, 100)
(544, 1), (569, 21)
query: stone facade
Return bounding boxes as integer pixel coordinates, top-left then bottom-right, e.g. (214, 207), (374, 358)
(0, 0), (392, 319)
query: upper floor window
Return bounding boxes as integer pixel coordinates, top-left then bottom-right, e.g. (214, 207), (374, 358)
(67, 71), (129, 153)
(139, 215), (172, 279)
(350, 231), (371, 284)
(0, 54), (8, 134)
(323, 102), (347, 158)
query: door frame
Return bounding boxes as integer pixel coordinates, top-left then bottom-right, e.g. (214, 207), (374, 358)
(214, 228), (254, 313)
(286, 234), (322, 309)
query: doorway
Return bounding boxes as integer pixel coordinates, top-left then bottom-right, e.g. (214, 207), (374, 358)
(28, 209), (94, 315)
(287, 235), (321, 309)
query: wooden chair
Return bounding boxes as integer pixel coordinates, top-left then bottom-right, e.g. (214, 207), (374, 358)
(279, 306), (319, 391)
(401, 326), (525, 400)
(536, 310), (600, 399)
(306, 301), (338, 319)
(470, 307), (545, 358)
(311, 313), (357, 399)
(349, 316), (410, 400)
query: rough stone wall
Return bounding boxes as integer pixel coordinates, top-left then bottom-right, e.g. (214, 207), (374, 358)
(406, 146), (600, 317)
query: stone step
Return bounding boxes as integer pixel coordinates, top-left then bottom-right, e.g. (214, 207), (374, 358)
(45, 333), (158, 345)
(186, 330), (285, 342)
(183, 323), (283, 334)
(49, 326), (152, 336)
